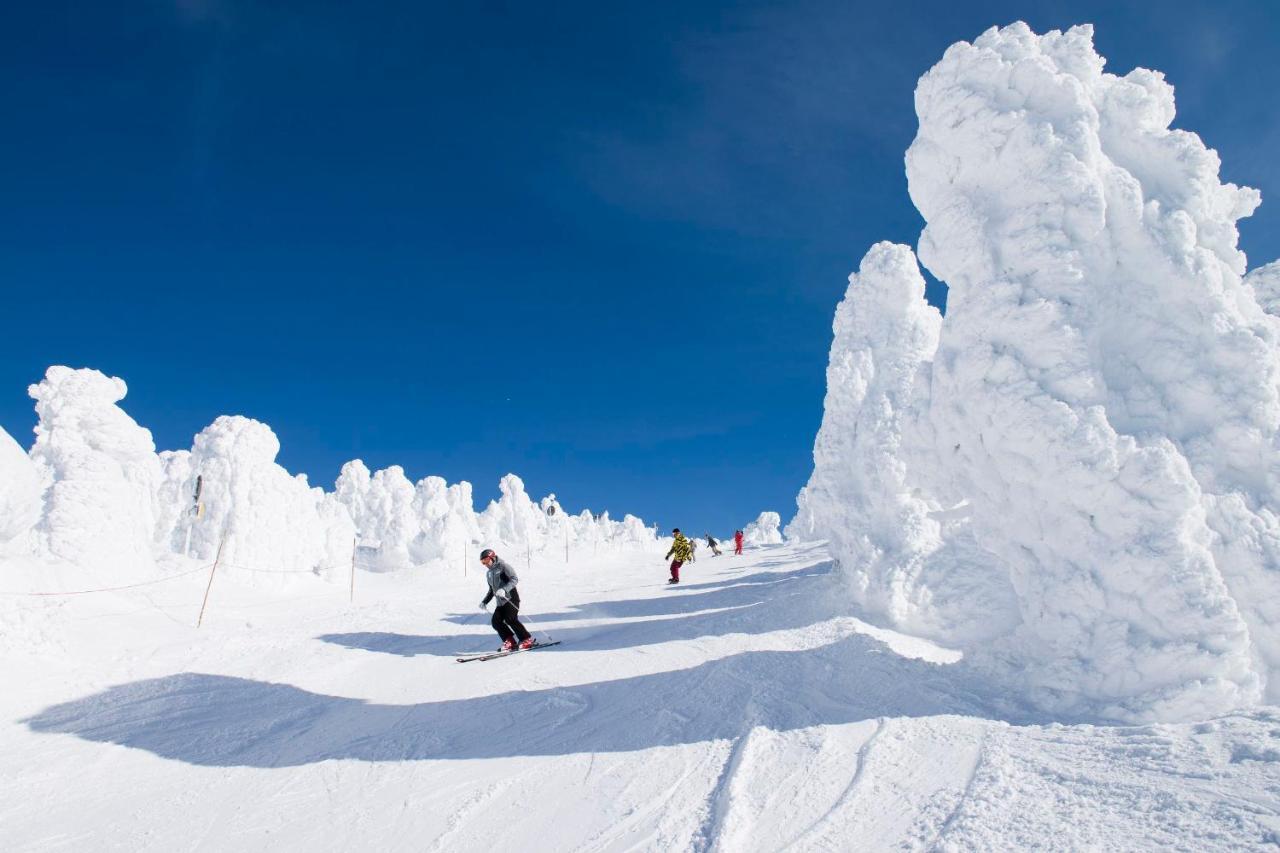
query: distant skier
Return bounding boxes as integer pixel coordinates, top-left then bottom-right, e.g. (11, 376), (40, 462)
(706, 533), (722, 556)
(478, 548), (535, 651)
(664, 528), (692, 584)
(734, 529), (744, 555)
(689, 537), (698, 562)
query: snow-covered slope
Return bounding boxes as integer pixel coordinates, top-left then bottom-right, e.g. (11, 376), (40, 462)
(3, 542), (1276, 851)
(794, 22), (1280, 722)
(0, 426), (40, 547)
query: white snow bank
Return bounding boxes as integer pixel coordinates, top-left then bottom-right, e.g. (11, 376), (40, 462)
(172, 416), (354, 580)
(792, 243), (942, 609)
(27, 367), (162, 570)
(0, 426), (41, 546)
(332, 464), (657, 570)
(9, 365), (657, 587)
(476, 475), (657, 556)
(478, 474), (546, 553)
(796, 22), (1280, 721)
(334, 462), (422, 570)
(742, 512), (783, 546)
(791, 243), (1019, 644)
(413, 475), (477, 565)
(1247, 261), (1280, 316)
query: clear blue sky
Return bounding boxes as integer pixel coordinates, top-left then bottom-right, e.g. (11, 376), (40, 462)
(2, 1), (1277, 531)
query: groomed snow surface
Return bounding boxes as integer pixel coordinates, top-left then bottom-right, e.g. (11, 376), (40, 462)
(5, 541), (1279, 851)
(7, 18), (1280, 850)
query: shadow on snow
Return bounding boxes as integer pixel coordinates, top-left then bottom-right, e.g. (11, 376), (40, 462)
(23, 630), (1022, 768)
(319, 564), (833, 657)
(23, 546), (1040, 768)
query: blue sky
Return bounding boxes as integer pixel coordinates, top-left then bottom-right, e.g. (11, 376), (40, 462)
(2, 0), (1277, 531)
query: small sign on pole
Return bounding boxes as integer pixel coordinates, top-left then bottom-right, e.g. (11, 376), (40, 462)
(182, 474), (205, 557)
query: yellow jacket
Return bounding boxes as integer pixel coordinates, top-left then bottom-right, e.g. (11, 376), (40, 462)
(665, 533), (693, 562)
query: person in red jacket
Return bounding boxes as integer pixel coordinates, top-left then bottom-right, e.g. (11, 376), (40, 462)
(734, 529), (744, 555)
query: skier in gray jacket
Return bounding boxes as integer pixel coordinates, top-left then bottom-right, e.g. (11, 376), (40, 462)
(478, 549), (534, 651)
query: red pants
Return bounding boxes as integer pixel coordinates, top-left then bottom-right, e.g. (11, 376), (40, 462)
(734, 542), (743, 555)
(669, 560), (683, 581)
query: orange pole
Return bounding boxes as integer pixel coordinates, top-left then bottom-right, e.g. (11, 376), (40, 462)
(196, 534), (226, 629)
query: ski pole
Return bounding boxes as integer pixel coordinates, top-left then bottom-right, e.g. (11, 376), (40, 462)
(513, 604), (550, 643)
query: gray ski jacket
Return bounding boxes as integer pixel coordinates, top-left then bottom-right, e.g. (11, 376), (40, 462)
(481, 557), (520, 606)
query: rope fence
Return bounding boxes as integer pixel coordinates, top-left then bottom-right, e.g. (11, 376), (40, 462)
(2, 511), (651, 632)
(221, 562), (345, 576)
(2, 536), (641, 599)
(0, 563), (214, 598)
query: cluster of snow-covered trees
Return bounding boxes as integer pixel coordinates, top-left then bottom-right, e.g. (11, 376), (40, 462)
(790, 23), (1280, 722)
(0, 366), (658, 577)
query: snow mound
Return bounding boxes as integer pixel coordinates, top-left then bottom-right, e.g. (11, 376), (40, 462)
(797, 22), (1280, 721)
(5, 363), (659, 590)
(1247, 261), (1280, 316)
(478, 474), (547, 552)
(0, 426), (41, 546)
(413, 475), (478, 565)
(27, 367), (162, 570)
(792, 243), (1019, 644)
(743, 511), (783, 546)
(172, 416), (353, 579)
(792, 243), (942, 612)
(334, 462), (422, 570)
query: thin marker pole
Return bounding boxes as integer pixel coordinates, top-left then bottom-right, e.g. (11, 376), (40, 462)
(196, 533), (226, 629)
(349, 535), (357, 603)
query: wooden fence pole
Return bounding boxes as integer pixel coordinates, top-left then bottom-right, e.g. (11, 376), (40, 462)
(349, 535), (357, 604)
(195, 533), (226, 629)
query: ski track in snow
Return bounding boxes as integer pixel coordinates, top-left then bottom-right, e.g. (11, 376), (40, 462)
(788, 718), (886, 850)
(692, 716), (758, 853)
(4, 542), (1280, 851)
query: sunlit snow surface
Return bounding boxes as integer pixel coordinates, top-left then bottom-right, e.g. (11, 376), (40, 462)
(3, 542), (1279, 851)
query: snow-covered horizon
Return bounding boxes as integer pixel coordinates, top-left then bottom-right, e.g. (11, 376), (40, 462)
(1, 364), (784, 581)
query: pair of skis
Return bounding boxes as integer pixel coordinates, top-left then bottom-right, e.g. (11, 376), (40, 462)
(455, 640), (561, 663)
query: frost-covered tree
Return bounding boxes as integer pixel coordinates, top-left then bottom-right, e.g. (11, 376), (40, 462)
(796, 22), (1280, 721)
(793, 243), (944, 614)
(742, 512), (783, 546)
(27, 367), (162, 569)
(178, 415), (349, 579)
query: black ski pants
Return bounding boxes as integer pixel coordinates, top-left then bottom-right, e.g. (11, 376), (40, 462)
(492, 596), (531, 643)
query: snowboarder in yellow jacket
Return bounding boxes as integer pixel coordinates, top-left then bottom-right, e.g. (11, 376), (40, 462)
(664, 529), (692, 584)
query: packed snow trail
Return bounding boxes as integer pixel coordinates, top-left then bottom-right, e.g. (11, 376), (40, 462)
(3, 542), (1279, 851)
